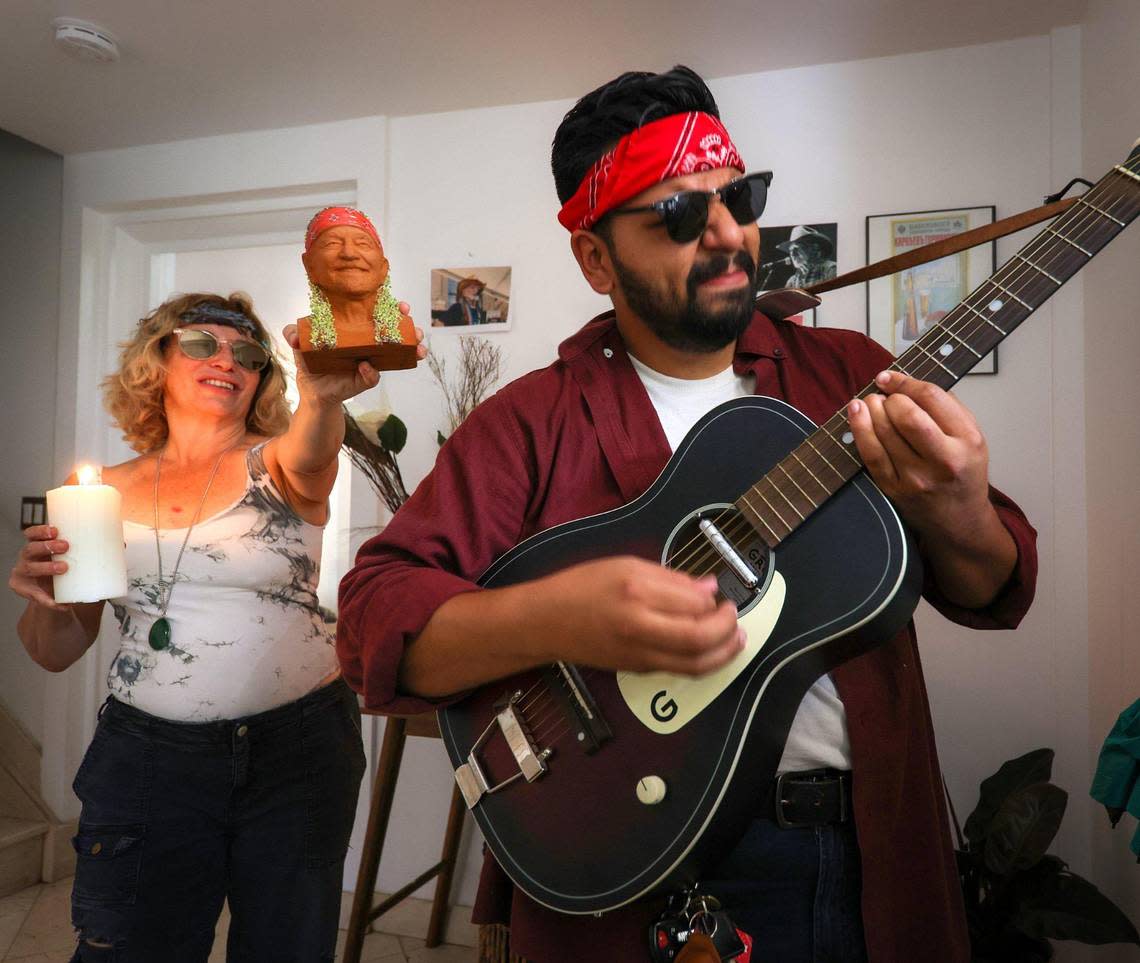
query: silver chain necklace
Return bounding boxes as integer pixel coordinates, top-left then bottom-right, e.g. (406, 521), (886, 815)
(148, 441), (238, 651)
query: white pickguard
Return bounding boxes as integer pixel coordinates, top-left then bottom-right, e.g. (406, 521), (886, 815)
(616, 571), (786, 735)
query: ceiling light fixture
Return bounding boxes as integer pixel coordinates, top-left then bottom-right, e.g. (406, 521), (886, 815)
(53, 18), (119, 63)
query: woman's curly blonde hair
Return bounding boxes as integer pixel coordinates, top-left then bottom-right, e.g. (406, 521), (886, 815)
(103, 292), (291, 453)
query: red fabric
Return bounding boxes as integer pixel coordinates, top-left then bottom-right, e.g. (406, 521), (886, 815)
(338, 311), (1038, 963)
(556, 111), (746, 232)
(303, 205), (380, 252)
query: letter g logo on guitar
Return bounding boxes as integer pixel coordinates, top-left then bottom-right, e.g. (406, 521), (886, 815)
(651, 690), (678, 722)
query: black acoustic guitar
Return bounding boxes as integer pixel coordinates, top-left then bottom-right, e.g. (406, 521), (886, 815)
(437, 142), (1140, 915)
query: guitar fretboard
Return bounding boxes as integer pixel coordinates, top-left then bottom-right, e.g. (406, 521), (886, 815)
(734, 147), (1140, 549)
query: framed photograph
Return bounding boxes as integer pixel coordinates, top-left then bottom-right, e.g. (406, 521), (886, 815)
(759, 222), (838, 291)
(430, 266), (512, 332)
(865, 206), (997, 374)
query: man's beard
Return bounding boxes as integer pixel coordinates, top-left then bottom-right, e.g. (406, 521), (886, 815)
(611, 248), (759, 353)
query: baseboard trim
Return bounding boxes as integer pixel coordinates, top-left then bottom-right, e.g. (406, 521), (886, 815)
(41, 819), (78, 882)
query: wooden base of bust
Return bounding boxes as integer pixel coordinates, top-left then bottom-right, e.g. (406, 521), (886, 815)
(297, 314), (419, 374)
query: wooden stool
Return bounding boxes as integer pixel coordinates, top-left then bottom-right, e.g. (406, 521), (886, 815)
(342, 711), (467, 963)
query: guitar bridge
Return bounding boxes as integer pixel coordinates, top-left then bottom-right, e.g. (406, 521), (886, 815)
(454, 690), (551, 809)
(541, 662), (612, 754)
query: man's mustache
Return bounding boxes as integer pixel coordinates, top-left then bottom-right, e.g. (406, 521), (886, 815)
(688, 250), (757, 288)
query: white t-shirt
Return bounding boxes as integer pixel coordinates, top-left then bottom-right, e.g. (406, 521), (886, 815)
(629, 354), (852, 773)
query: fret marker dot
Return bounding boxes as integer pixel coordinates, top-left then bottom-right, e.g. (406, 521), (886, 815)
(939, 343), (953, 356)
(842, 431), (854, 445)
(988, 299), (1003, 312)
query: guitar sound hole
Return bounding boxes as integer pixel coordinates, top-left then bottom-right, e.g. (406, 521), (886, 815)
(663, 504), (774, 614)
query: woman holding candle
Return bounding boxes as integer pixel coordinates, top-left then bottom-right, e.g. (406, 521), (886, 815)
(9, 285), (423, 962)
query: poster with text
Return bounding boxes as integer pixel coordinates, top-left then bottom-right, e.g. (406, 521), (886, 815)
(866, 206), (997, 374)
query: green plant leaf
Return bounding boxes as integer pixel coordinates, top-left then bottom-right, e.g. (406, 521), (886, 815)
(378, 414), (408, 454)
(1012, 869), (1140, 945)
(1012, 854), (1069, 889)
(965, 748), (1055, 847)
(972, 930), (1053, 963)
(983, 784), (1067, 876)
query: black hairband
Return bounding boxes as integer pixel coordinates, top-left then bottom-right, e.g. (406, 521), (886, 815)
(178, 305), (268, 347)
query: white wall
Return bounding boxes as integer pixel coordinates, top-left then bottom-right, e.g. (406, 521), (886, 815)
(51, 25), (1138, 944)
(1081, 2), (1140, 958)
(0, 129), (61, 747)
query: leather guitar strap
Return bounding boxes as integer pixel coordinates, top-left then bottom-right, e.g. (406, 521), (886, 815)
(754, 195), (1081, 321)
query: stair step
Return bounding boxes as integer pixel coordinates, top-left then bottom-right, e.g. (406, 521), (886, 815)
(0, 703), (40, 793)
(0, 762), (42, 824)
(0, 816), (48, 849)
(0, 817), (46, 898)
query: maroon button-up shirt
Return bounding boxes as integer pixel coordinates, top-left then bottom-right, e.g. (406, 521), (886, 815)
(339, 311), (1037, 963)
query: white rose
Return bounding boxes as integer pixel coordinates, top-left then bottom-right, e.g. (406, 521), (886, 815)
(352, 408), (392, 446)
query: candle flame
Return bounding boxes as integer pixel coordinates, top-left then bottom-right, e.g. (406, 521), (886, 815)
(76, 465), (99, 486)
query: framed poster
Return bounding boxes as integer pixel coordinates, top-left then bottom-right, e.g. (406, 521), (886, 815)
(865, 206), (997, 374)
(430, 266), (512, 332)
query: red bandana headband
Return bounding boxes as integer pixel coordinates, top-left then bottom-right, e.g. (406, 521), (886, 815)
(304, 206), (381, 252)
(557, 111), (745, 233)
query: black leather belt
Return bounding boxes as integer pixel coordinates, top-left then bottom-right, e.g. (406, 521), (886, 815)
(761, 768), (853, 828)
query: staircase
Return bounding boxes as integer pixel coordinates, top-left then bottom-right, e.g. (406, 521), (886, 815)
(0, 703), (75, 897)
(0, 815), (45, 895)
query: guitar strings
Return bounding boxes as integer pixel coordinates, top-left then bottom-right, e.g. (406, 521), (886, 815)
(509, 155), (1140, 757)
(899, 165), (1137, 384)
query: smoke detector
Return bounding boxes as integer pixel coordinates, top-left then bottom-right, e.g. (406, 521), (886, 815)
(53, 18), (119, 63)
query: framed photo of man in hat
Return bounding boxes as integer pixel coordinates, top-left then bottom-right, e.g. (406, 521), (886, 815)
(430, 267), (512, 332)
(758, 222), (838, 292)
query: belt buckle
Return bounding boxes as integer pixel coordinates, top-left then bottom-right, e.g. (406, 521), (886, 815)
(774, 770), (847, 828)
(775, 770), (812, 829)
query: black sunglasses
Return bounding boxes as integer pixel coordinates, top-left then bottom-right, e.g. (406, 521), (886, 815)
(172, 328), (271, 372)
(609, 170), (773, 243)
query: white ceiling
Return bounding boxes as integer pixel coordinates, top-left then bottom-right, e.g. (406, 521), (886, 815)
(2, 0), (1088, 155)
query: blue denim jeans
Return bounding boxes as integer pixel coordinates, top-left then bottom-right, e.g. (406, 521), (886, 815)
(68, 678), (366, 963)
(703, 816), (868, 963)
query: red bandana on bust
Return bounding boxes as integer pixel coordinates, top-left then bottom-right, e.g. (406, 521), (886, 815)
(557, 111), (745, 232)
(304, 206), (381, 252)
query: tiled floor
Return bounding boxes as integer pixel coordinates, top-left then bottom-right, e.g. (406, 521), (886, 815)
(0, 879), (477, 962)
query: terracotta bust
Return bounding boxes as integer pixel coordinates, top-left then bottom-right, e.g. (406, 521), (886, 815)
(297, 206), (418, 374)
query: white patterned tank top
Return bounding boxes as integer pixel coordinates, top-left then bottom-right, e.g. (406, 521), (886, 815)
(107, 443), (338, 722)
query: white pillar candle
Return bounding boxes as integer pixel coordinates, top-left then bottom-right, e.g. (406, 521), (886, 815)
(46, 466), (128, 604)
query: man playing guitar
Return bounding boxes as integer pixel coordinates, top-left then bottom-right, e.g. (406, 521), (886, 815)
(338, 65), (1036, 963)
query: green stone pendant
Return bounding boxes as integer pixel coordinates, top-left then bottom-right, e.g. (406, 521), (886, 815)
(148, 617), (171, 651)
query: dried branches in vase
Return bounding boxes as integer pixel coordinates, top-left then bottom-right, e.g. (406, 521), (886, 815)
(341, 406), (409, 514)
(341, 337), (502, 513)
(428, 336), (503, 444)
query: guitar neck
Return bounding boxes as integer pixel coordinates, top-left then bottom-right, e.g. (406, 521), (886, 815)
(736, 145), (1140, 549)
